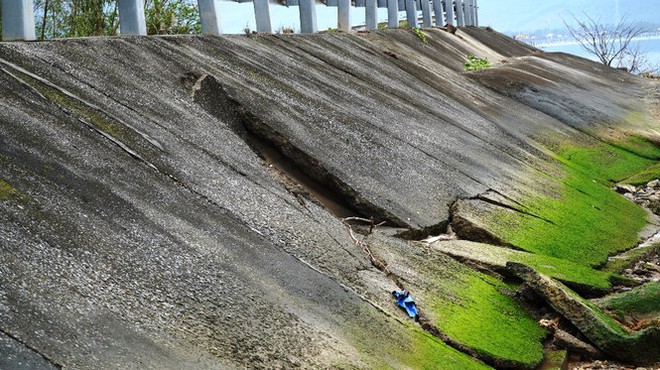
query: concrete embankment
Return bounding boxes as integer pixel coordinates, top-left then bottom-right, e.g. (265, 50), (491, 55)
(0, 28), (658, 368)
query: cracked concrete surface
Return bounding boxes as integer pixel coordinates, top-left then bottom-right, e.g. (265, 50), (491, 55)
(1, 28), (658, 368)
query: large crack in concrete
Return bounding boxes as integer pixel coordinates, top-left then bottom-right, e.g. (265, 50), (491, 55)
(192, 73), (408, 226)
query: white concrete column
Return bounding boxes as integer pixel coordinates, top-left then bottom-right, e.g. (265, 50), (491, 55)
(405, 0), (417, 28)
(387, 0), (399, 28)
(473, 0), (479, 26)
(1, 0), (36, 41)
(338, 0), (351, 31)
(253, 0), (272, 33)
(299, 0), (318, 33)
(365, 0), (377, 30)
(420, 0), (431, 27)
(444, 0), (453, 26)
(432, 0), (444, 26)
(118, 0), (147, 36)
(455, 0), (464, 27)
(464, 0), (473, 26)
(197, 0), (222, 35)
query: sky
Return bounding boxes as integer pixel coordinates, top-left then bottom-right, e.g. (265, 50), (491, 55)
(217, 0), (660, 34)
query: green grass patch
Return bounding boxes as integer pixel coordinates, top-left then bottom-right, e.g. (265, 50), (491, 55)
(431, 274), (545, 367)
(412, 28), (428, 43)
(596, 282), (660, 319)
(464, 55), (492, 72)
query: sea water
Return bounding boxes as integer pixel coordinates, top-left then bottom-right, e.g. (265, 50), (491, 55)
(539, 37), (660, 72)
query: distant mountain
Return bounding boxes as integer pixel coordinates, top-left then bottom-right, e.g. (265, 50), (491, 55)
(479, 0), (660, 34)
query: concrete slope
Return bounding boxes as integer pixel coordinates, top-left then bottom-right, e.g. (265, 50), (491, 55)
(0, 28), (657, 368)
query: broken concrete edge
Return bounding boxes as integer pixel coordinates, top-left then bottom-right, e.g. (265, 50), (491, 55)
(192, 73), (409, 226)
(506, 262), (660, 365)
(428, 239), (615, 295)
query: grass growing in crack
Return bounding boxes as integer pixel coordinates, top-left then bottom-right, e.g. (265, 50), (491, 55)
(431, 274), (546, 367)
(412, 28), (428, 43)
(464, 55), (491, 72)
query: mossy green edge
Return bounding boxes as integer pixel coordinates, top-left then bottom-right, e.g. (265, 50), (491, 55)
(341, 317), (492, 370)
(431, 274), (546, 367)
(596, 281), (660, 319)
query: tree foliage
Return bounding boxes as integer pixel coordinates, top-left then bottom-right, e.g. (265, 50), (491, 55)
(564, 14), (645, 68)
(31, 0), (200, 39)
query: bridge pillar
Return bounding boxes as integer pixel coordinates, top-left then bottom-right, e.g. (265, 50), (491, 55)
(473, 0), (479, 26)
(365, 0), (377, 30)
(387, 0), (399, 28)
(1, 0), (36, 41)
(455, 0), (464, 27)
(420, 0), (431, 27)
(253, 0), (272, 33)
(338, 0), (351, 31)
(405, 0), (417, 28)
(432, 0), (444, 26)
(444, 0), (453, 26)
(299, 0), (318, 33)
(197, 0), (223, 35)
(465, 0), (473, 26)
(118, 0), (147, 36)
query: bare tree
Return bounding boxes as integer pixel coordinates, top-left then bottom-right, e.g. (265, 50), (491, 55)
(564, 14), (645, 68)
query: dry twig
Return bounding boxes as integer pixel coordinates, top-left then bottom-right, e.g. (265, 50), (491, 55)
(341, 217), (389, 272)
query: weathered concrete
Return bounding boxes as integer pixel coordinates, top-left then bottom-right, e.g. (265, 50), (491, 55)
(0, 29), (657, 368)
(509, 263), (660, 365)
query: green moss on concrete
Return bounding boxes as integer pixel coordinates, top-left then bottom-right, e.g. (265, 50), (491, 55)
(431, 274), (545, 367)
(343, 316), (491, 369)
(602, 244), (659, 273)
(538, 350), (567, 370)
(492, 168), (647, 266)
(0, 179), (25, 201)
(433, 241), (613, 289)
(560, 142), (657, 183)
(514, 253), (613, 290)
(623, 163), (660, 185)
(596, 282), (660, 319)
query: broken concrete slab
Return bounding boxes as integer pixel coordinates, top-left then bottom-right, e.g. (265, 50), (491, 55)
(508, 263), (660, 365)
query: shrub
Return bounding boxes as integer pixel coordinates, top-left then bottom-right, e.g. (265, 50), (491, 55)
(464, 55), (491, 71)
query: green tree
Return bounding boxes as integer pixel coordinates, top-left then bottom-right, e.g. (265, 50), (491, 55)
(144, 0), (200, 35)
(32, 0), (200, 40)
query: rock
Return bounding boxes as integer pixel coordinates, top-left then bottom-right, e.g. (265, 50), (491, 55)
(507, 263), (660, 366)
(647, 179), (660, 189)
(615, 184), (637, 194)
